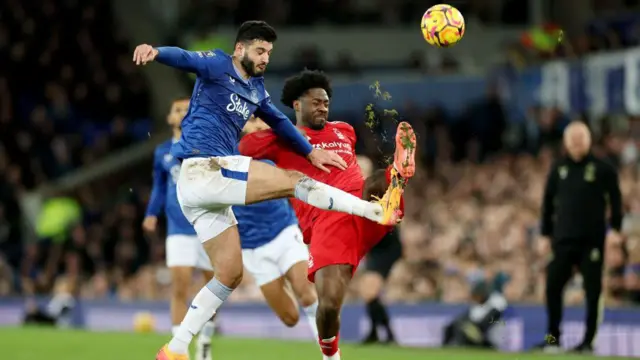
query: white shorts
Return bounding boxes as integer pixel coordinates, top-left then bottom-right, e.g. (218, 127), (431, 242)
(166, 235), (213, 270)
(177, 156), (251, 242)
(242, 225), (309, 286)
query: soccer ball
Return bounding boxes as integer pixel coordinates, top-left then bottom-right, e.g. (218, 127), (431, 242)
(133, 312), (156, 333)
(421, 4), (465, 47)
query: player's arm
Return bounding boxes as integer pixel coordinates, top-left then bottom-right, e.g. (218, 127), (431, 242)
(254, 96), (346, 172)
(133, 44), (216, 77)
(143, 149), (167, 232)
(254, 97), (313, 156)
(540, 162), (559, 237)
(238, 130), (279, 160)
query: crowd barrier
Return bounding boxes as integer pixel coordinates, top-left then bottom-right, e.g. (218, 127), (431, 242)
(2, 299), (640, 357)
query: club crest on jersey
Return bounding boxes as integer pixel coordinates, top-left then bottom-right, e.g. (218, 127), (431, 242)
(229, 76), (235, 84)
(333, 127), (346, 140)
(197, 51), (215, 58)
(250, 89), (259, 103)
(226, 93), (251, 120)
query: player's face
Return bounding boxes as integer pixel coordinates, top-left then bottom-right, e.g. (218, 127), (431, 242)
(167, 99), (190, 128)
(240, 40), (273, 77)
(297, 88), (329, 130)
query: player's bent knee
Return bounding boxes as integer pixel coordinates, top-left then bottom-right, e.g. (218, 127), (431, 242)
(279, 310), (300, 327)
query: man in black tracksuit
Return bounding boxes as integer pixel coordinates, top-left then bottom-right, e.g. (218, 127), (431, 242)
(539, 121), (622, 353)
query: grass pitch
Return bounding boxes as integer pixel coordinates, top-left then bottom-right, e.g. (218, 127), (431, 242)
(1, 327), (633, 360)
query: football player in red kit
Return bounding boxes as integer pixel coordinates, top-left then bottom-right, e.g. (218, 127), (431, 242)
(238, 70), (416, 360)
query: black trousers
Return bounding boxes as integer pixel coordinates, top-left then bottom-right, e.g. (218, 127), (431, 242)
(545, 241), (604, 345)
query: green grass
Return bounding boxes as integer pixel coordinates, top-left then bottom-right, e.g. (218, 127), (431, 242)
(0, 327), (634, 360)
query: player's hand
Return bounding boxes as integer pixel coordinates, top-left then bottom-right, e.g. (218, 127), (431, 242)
(307, 148), (347, 173)
(142, 216), (158, 232)
(133, 44), (159, 65)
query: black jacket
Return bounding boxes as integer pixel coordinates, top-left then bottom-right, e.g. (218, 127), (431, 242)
(541, 154), (622, 245)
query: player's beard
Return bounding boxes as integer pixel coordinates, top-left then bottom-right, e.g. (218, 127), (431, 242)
(304, 112), (326, 130)
(240, 55), (264, 77)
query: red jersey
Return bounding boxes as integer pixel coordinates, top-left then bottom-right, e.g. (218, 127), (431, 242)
(238, 121), (365, 231)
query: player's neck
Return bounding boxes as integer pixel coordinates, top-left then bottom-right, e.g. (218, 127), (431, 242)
(172, 129), (181, 141)
(231, 57), (251, 80)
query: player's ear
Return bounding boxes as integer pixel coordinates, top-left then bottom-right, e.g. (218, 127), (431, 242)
(293, 99), (300, 112)
(234, 42), (245, 57)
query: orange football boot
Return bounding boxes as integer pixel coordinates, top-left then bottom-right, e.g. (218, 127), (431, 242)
(156, 345), (189, 360)
(372, 121), (417, 226)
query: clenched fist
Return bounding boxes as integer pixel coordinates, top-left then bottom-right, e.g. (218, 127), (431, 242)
(133, 44), (159, 65)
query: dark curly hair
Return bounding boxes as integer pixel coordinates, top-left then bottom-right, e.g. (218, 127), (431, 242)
(280, 70), (332, 109)
(235, 21), (277, 44)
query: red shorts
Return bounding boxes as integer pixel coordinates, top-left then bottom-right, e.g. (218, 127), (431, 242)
(306, 210), (391, 282)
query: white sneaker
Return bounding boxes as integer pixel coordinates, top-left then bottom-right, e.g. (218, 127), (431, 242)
(195, 342), (212, 360)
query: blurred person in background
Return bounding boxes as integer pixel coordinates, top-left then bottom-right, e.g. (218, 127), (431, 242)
(442, 273), (509, 349)
(23, 276), (75, 328)
(538, 121), (623, 353)
(143, 98), (215, 360)
(356, 155), (400, 345)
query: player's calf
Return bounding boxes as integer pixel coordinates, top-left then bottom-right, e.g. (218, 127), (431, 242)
(245, 160), (384, 223)
(315, 264), (352, 359)
(260, 277), (301, 327)
(169, 266), (195, 334)
(167, 227), (241, 356)
(287, 261), (320, 338)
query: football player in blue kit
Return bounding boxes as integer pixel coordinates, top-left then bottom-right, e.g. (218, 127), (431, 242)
(133, 21), (393, 360)
(232, 117), (319, 341)
(142, 98), (215, 360)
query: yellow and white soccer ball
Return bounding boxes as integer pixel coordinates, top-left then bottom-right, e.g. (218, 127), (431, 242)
(133, 311), (156, 333)
(421, 4), (465, 47)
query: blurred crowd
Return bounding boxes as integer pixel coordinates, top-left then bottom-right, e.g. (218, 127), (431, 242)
(0, 0), (152, 191)
(3, 91), (640, 308)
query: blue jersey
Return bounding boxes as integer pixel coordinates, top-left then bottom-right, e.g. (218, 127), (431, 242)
(145, 139), (196, 236)
(154, 48), (313, 159)
(232, 160), (298, 249)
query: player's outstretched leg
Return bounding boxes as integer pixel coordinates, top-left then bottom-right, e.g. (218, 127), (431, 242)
(244, 161), (384, 223)
(315, 264), (352, 360)
(370, 121), (417, 224)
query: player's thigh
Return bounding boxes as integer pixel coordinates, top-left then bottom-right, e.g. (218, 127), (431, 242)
(242, 247), (284, 289)
(270, 226), (316, 303)
(315, 264), (353, 309)
(166, 235), (207, 267)
(245, 159), (304, 204)
(178, 157), (251, 209)
(259, 277), (300, 327)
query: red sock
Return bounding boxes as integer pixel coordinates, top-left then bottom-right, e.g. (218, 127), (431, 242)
(319, 334), (340, 356)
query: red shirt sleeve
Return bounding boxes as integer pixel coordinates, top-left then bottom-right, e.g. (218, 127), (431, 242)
(238, 130), (279, 161)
